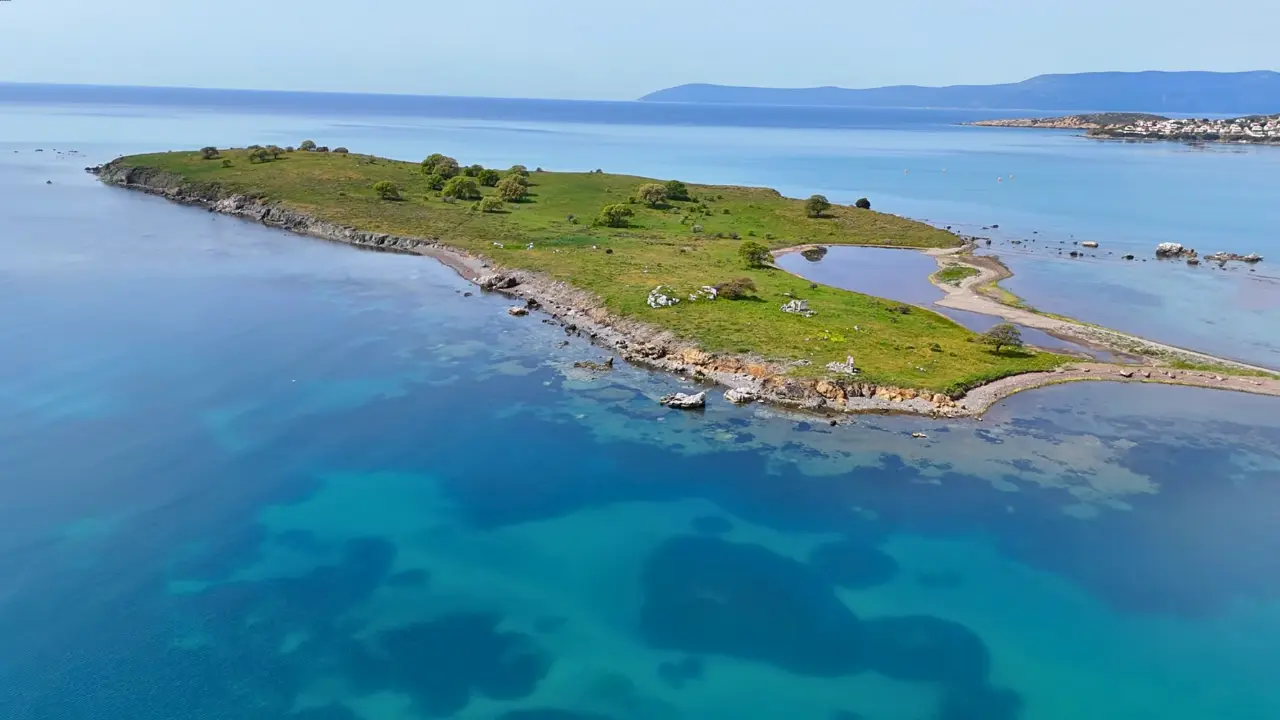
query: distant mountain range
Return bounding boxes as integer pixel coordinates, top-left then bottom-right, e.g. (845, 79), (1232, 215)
(639, 71), (1280, 114)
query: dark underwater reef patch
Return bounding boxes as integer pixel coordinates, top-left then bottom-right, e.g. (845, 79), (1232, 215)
(808, 539), (900, 589)
(345, 612), (553, 717)
(639, 535), (1020, 719)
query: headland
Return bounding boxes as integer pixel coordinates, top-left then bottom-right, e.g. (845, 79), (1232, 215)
(971, 112), (1280, 145)
(90, 147), (1280, 417)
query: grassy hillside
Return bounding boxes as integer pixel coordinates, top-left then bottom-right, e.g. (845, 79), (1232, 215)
(113, 148), (1066, 392)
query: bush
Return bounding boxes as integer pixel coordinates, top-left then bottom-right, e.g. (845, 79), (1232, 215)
(636, 183), (667, 207)
(372, 180), (401, 200)
(496, 175), (529, 202)
(423, 173), (446, 191)
(981, 323), (1024, 353)
(463, 164), (484, 177)
(422, 153), (460, 178)
(855, 197), (871, 210)
(266, 145), (284, 159)
(221, 159), (233, 168)
(508, 164), (529, 177)
(597, 204), (634, 228)
(247, 148), (271, 163)
(479, 196), (505, 213)
(332, 147), (349, 154)
(691, 224), (703, 234)
(441, 176), (480, 200)
(199, 146), (220, 160)
(738, 240), (771, 268)
(663, 179), (690, 201)
(806, 194), (832, 218)
(716, 277), (757, 299)
(299, 140), (317, 151)
(315, 146), (329, 153)
(477, 169), (502, 187)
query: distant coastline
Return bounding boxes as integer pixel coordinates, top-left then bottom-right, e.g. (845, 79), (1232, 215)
(969, 112), (1280, 145)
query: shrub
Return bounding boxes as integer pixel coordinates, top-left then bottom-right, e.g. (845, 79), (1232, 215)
(372, 181), (401, 200)
(299, 140), (317, 151)
(315, 146), (329, 153)
(221, 159), (233, 168)
(597, 204), (634, 228)
(479, 196), (504, 213)
(855, 197), (871, 210)
(716, 277), (758, 299)
(508, 164), (529, 177)
(691, 224), (703, 234)
(663, 179), (690, 201)
(806, 194), (832, 218)
(889, 304), (912, 315)
(199, 146), (220, 160)
(981, 323), (1024, 353)
(285, 146), (296, 153)
(738, 240), (771, 268)
(423, 173), (446, 191)
(463, 164), (484, 177)
(442, 176), (481, 200)
(496, 175), (529, 202)
(247, 148), (271, 163)
(332, 147), (349, 154)
(266, 145), (284, 159)
(477, 169), (502, 187)
(722, 208), (730, 214)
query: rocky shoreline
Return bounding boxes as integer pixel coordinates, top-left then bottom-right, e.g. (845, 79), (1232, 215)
(90, 161), (1280, 418)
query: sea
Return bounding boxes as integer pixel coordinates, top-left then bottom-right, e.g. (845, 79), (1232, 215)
(2, 85), (1280, 720)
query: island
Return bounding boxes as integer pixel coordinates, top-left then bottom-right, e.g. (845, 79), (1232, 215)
(971, 112), (1280, 144)
(88, 146), (1280, 417)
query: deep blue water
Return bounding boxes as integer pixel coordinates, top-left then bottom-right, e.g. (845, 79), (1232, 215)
(3, 89), (1280, 719)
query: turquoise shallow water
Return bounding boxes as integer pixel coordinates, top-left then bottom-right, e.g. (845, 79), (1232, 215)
(3, 93), (1280, 719)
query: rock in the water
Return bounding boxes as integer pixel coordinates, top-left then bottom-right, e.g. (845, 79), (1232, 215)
(781, 299), (816, 317)
(660, 391), (707, 409)
(1204, 251), (1264, 264)
(573, 358), (614, 372)
(647, 285), (680, 309)
(507, 306), (529, 316)
(1081, 241), (1099, 248)
(1155, 242), (1195, 258)
(479, 273), (519, 290)
(724, 387), (758, 404)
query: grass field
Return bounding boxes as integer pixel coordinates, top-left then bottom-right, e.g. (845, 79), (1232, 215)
(113, 148), (1067, 392)
(933, 265), (981, 285)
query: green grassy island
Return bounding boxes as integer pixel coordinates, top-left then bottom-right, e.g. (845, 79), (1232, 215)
(101, 147), (1069, 400)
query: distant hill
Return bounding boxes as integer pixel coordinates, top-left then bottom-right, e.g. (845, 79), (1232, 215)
(639, 71), (1280, 114)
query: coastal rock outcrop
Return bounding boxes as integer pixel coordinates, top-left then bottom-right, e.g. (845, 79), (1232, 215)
(724, 387), (758, 404)
(480, 273), (519, 291)
(647, 286), (680, 309)
(660, 391), (707, 409)
(780, 299), (816, 317)
(1204, 252), (1264, 264)
(1155, 242), (1197, 259)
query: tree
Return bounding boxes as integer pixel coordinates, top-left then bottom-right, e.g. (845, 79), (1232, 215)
(299, 140), (317, 151)
(715, 277), (757, 299)
(422, 153), (460, 178)
(508, 164), (529, 177)
(247, 148), (271, 164)
(496, 175), (529, 202)
(423, 173), (446, 191)
(478, 169), (502, 187)
(479, 196), (505, 213)
(199, 146), (220, 160)
(441, 176), (480, 201)
(855, 197), (871, 210)
(636, 183), (668, 207)
(738, 240), (771, 268)
(463, 164), (484, 177)
(597, 204), (634, 228)
(266, 145), (284, 159)
(373, 181), (401, 200)
(980, 323), (1024, 353)
(663, 179), (690, 201)
(805, 194), (832, 218)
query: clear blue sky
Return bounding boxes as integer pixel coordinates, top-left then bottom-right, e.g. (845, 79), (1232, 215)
(1, 0), (1274, 99)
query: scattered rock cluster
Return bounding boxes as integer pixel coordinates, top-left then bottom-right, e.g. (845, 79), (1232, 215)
(780, 299), (817, 317)
(647, 286), (679, 309)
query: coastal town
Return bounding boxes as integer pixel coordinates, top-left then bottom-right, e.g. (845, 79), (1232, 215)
(971, 112), (1280, 144)
(1092, 114), (1280, 142)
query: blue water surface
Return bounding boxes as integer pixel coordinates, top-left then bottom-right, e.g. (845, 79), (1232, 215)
(2, 91), (1280, 720)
